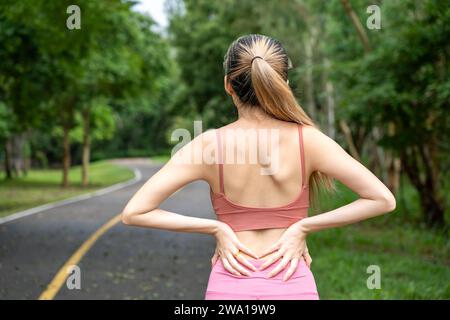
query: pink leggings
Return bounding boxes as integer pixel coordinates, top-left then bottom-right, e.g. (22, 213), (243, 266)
(205, 258), (319, 300)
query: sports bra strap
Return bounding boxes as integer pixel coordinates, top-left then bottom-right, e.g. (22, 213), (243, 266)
(298, 124), (306, 187)
(216, 129), (225, 194)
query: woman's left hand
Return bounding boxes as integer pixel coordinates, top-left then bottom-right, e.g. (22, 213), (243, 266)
(258, 221), (309, 281)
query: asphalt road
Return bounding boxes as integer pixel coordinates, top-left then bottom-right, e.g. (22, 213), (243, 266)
(0, 159), (217, 299)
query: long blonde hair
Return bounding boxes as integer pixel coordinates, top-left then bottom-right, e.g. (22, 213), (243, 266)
(223, 34), (334, 207)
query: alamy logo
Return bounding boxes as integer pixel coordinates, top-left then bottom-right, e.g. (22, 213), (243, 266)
(366, 265), (381, 289)
(366, 5), (381, 30)
(170, 121), (280, 176)
(66, 5), (81, 30)
(66, 265), (81, 290)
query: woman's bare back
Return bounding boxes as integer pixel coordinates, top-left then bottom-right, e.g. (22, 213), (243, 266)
(210, 118), (308, 261)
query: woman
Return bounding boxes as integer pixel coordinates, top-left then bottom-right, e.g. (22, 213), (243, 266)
(121, 34), (396, 300)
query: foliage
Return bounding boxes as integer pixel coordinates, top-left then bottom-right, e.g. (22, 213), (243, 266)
(0, 0), (173, 169)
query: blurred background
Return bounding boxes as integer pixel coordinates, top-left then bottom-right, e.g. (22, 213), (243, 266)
(0, 0), (448, 299)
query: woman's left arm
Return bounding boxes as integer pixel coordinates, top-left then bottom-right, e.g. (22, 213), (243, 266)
(121, 131), (258, 275)
(120, 133), (215, 232)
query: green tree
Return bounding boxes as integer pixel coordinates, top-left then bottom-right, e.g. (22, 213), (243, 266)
(332, 0), (449, 226)
(1, 0), (171, 186)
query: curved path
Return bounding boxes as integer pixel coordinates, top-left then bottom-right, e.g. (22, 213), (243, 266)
(0, 159), (216, 299)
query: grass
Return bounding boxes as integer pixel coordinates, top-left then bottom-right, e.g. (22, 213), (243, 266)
(0, 161), (134, 218)
(150, 154), (171, 163)
(309, 182), (450, 299)
(310, 221), (449, 299)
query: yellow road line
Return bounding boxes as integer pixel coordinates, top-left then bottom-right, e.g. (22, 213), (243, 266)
(38, 181), (183, 300)
(38, 214), (122, 300)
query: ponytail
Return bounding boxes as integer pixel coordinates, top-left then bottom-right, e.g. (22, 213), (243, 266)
(251, 57), (313, 125)
(224, 34), (334, 207)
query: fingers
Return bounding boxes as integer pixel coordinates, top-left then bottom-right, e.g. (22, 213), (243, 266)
(226, 253), (251, 276)
(282, 257), (299, 281)
(235, 242), (259, 259)
(303, 252), (312, 268)
(259, 251), (283, 270)
(268, 255), (291, 278)
(259, 242), (280, 259)
(234, 252), (258, 272)
(221, 257), (241, 276)
(211, 252), (219, 267)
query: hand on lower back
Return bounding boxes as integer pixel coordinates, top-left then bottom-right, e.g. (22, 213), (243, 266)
(211, 222), (259, 276)
(258, 221), (309, 281)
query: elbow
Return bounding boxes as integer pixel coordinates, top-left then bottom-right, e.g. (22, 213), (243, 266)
(121, 212), (131, 226)
(121, 205), (157, 226)
(381, 191), (396, 213)
(120, 207), (135, 226)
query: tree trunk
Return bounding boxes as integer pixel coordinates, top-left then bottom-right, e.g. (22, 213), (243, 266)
(340, 0), (372, 53)
(386, 122), (401, 195)
(419, 191), (445, 227)
(61, 97), (75, 187)
(371, 127), (386, 180)
(62, 124), (71, 187)
(323, 58), (336, 139)
(386, 156), (401, 196)
(23, 157), (30, 176)
(401, 147), (445, 227)
(326, 81), (336, 139)
(4, 138), (12, 179)
(11, 133), (26, 177)
(339, 120), (361, 161)
(82, 109), (90, 186)
(339, 0), (372, 163)
(304, 34), (317, 120)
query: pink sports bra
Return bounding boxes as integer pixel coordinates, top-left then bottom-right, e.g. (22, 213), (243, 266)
(210, 124), (309, 231)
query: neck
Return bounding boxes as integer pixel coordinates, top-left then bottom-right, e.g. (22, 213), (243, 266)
(236, 104), (272, 123)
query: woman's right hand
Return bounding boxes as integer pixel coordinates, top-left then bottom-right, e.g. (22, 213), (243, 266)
(211, 221), (259, 276)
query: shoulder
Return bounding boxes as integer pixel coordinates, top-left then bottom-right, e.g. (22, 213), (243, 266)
(302, 124), (326, 146)
(169, 128), (218, 167)
(192, 128), (217, 148)
(302, 124), (337, 146)
(302, 125), (346, 166)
